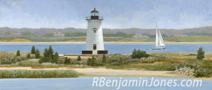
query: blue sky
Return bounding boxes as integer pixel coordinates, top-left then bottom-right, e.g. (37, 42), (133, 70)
(0, 0), (212, 29)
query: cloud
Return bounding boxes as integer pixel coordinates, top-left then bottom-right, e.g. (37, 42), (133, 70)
(0, 0), (23, 15)
(0, 0), (212, 29)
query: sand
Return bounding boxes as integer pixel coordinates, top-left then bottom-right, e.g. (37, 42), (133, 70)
(72, 68), (178, 77)
(1, 67), (212, 80)
(0, 67), (179, 77)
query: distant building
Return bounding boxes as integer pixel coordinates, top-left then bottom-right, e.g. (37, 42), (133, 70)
(82, 8), (108, 55)
(54, 32), (64, 37)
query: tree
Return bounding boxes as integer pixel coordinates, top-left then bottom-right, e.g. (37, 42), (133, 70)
(132, 49), (136, 56)
(44, 48), (48, 57)
(31, 46), (36, 54)
(35, 49), (40, 58)
(16, 50), (21, 56)
(40, 46), (59, 64)
(48, 46), (54, 58)
(41, 48), (52, 63)
(131, 49), (149, 59)
(77, 56), (81, 61)
(197, 47), (205, 60)
(52, 52), (59, 63)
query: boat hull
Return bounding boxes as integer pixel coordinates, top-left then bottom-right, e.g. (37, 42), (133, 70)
(152, 47), (166, 50)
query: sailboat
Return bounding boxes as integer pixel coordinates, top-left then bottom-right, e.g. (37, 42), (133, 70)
(153, 24), (166, 50)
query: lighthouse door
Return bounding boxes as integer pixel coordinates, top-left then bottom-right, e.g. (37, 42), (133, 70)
(93, 44), (97, 50)
(93, 28), (97, 33)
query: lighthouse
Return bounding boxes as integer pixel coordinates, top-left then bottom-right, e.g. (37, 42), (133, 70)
(82, 8), (108, 55)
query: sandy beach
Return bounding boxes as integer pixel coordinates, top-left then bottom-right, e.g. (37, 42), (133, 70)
(72, 68), (178, 77)
(0, 67), (186, 77)
(0, 67), (212, 80)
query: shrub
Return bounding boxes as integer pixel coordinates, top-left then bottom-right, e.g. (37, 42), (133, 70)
(64, 57), (70, 64)
(0, 56), (27, 64)
(107, 54), (128, 65)
(102, 54), (107, 64)
(131, 49), (149, 59)
(87, 56), (96, 66)
(39, 57), (51, 63)
(194, 68), (212, 77)
(18, 59), (40, 66)
(176, 60), (212, 77)
(140, 57), (158, 63)
(27, 53), (31, 58)
(77, 56), (81, 61)
(194, 61), (212, 77)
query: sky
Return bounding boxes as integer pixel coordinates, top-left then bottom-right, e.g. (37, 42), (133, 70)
(0, 0), (212, 29)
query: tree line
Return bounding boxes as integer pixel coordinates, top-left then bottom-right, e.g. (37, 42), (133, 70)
(16, 46), (59, 63)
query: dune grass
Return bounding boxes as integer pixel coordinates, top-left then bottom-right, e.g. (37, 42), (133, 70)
(0, 38), (32, 42)
(165, 36), (212, 42)
(0, 70), (80, 78)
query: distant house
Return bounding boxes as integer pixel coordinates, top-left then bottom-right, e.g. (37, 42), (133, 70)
(133, 33), (147, 39)
(54, 32), (64, 37)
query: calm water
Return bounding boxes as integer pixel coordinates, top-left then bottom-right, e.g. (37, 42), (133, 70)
(0, 77), (211, 90)
(0, 43), (212, 54)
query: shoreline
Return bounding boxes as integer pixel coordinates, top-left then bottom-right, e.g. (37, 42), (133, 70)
(0, 67), (211, 80)
(0, 41), (212, 45)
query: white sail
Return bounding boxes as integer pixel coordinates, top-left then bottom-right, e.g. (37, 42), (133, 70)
(155, 26), (159, 47)
(158, 29), (165, 47)
(155, 25), (165, 48)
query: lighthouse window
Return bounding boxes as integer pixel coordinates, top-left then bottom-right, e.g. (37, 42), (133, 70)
(93, 28), (97, 33)
(93, 44), (97, 50)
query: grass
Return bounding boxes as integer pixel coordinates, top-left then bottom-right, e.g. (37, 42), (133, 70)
(0, 70), (80, 78)
(165, 36), (212, 42)
(0, 38), (32, 42)
(16, 59), (65, 68)
(106, 62), (177, 71)
(1, 52), (212, 77)
(105, 53), (212, 77)
(17, 59), (40, 66)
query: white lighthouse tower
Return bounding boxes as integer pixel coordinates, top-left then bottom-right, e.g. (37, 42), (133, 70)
(82, 8), (108, 55)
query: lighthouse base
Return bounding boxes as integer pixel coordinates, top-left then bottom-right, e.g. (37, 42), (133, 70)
(82, 50), (108, 55)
